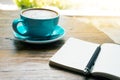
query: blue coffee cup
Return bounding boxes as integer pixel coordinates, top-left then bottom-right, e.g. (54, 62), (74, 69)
(12, 8), (59, 38)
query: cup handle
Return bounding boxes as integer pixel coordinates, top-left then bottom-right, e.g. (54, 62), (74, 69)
(12, 19), (28, 36)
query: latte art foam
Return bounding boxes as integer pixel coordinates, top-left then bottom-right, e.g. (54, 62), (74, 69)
(22, 9), (58, 19)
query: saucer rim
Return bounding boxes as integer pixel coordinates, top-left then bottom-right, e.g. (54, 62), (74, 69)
(14, 25), (65, 44)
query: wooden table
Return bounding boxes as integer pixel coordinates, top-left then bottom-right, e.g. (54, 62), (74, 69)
(0, 10), (113, 80)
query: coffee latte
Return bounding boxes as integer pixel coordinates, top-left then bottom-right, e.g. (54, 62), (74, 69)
(22, 9), (58, 19)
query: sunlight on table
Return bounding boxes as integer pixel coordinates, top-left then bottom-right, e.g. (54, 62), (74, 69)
(0, 0), (120, 44)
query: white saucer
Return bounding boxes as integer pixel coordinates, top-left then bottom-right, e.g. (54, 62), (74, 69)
(13, 25), (65, 44)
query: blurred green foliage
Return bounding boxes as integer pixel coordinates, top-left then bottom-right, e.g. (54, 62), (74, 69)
(13, 0), (71, 9)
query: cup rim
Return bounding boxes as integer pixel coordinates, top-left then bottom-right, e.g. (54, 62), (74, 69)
(21, 8), (59, 20)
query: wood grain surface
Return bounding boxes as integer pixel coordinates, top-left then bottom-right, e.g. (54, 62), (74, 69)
(0, 10), (114, 80)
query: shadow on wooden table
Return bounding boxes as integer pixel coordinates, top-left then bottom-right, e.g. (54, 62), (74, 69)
(13, 39), (65, 51)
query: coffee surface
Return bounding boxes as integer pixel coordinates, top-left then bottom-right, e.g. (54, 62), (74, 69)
(22, 9), (58, 19)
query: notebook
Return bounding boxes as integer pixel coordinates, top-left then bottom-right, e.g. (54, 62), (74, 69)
(49, 37), (120, 80)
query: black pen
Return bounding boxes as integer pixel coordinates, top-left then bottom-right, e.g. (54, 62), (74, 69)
(85, 45), (101, 74)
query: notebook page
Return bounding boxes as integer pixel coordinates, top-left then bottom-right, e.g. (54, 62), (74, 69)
(92, 43), (120, 78)
(50, 37), (99, 72)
